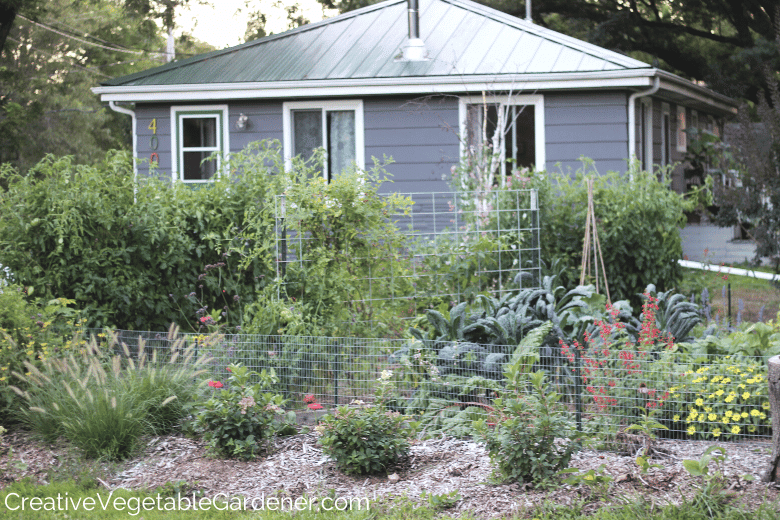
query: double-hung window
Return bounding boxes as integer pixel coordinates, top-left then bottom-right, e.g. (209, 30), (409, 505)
(661, 103), (671, 166)
(676, 105), (687, 152)
(638, 98), (653, 171)
(283, 100), (364, 180)
(458, 94), (545, 175)
(171, 105), (229, 183)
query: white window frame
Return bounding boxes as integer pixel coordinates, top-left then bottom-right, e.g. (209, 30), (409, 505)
(458, 94), (546, 173)
(661, 103), (671, 166)
(711, 116), (721, 138)
(676, 105), (687, 152)
(170, 104), (230, 184)
(282, 100), (365, 179)
(639, 98), (653, 171)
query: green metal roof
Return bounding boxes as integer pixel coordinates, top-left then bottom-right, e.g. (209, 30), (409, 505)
(101, 0), (651, 87)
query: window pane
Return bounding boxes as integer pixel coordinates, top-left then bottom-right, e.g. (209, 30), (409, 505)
(183, 117), (217, 148)
(510, 105), (535, 170)
(327, 110), (355, 178)
(466, 104), (499, 151)
(183, 151), (217, 180)
(293, 110), (322, 163)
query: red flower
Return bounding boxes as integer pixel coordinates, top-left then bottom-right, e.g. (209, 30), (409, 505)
(208, 381), (224, 388)
(307, 403), (323, 410)
(303, 394), (316, 404)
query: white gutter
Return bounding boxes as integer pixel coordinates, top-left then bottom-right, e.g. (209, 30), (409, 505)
(679, 260), (780, 282)
(627, 76), (659, 160)
(108, 101), (138, 202)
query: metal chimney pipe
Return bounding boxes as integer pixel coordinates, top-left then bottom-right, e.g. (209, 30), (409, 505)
(526, 0), (532, 21)
(408, 0), (420, 39)
(402, 0), (426, 61)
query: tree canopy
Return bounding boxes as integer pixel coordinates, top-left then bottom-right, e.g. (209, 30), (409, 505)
(0, 0), (214, 171)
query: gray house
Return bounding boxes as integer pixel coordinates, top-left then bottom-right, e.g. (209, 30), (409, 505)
(93, 0), (738, 194)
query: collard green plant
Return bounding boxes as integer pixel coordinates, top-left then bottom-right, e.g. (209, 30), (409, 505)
(643, 284), (702, 343)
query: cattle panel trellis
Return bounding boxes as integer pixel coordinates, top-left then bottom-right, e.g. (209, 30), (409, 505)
(104, 329), (772, 444)
(273, 189), (542, 317)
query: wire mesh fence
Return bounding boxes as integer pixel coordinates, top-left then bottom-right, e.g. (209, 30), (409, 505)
(273, 189), (541, 318)
(104, 328), (773, 444)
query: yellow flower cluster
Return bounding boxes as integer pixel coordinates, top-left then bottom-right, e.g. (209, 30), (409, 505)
(671, 357), (770, 440)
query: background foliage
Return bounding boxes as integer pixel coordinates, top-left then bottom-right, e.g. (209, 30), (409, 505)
(532, 163), (691, 309)
(0, 145), (284, 331)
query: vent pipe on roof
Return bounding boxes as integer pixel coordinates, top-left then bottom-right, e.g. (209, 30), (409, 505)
(526, 0), (532, 22)
(403, 0), (427, 61)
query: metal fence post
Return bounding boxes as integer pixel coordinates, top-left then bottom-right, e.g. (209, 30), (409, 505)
(575, 345), (583, 432)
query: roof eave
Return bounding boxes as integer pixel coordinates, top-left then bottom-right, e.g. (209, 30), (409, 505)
(94, 69), (659, 102)
(655, 70), (738, 117)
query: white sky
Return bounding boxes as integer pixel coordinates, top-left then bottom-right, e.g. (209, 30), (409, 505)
(176, 0), (337, 49)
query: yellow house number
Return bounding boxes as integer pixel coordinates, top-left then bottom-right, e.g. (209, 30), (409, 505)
(148, 119), (159, 165)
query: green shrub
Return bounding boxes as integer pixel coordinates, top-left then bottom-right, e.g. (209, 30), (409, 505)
(534, 162), (692, 309)
(242, 158), (416, 338)
(0, 287), (84, 423)
(474, 370), (581, 486)
(0, 144), (285, 332)
(450, 156), (693, 309)
(11, 328), (210, 460)
(316, 372), (418, 475)
(194, 364), (295, 460)
(316, 402), (416, 475)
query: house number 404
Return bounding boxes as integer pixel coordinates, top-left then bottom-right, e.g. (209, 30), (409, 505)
(148, 119), (159, 165)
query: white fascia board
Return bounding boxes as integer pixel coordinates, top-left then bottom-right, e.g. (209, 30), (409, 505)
(93, 70), (657, 102)
(656, 72), (738, 116)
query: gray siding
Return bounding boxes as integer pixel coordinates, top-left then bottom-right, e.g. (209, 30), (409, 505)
(544, 91), (629, 175)
(135, 101), (284, 182)
(228, 101), (284, 151)
(364, 96), (459, 195)
(134, 91), (665, 192)
(136, 104), (172, 182)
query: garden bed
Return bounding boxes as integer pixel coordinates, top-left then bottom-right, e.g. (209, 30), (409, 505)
(1, 428), (778, 518)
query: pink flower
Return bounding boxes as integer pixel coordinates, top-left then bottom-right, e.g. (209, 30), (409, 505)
(208, 381), (223, 388)
(303, 394), (316, 404)
(307, 403), (323, 410)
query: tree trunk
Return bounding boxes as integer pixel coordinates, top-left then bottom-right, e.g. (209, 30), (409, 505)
(166, 24), (175, 62)
(762, 355), (780, 482)
(0, 6), (17, 58)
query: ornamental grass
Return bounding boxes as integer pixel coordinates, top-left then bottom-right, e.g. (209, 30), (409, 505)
(10, 325), (213, 460)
